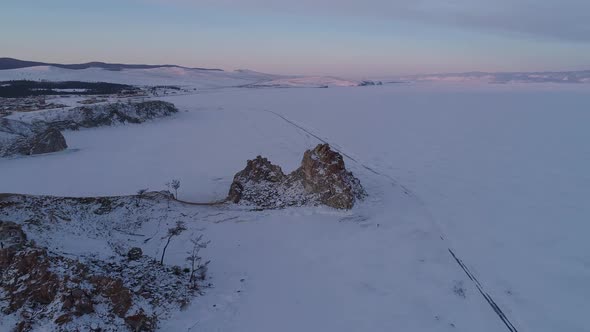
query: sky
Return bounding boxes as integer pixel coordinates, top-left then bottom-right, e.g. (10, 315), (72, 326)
(1, 0), (589, 77)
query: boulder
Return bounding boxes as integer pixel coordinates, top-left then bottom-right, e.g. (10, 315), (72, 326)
(28, 127), (68, 155)
(127, 247), (143, 261)
(0, 118), (67, 157)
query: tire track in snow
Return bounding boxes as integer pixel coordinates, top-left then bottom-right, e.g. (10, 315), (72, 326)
(263, 109), (519, 332)
(448, 249), (518, 332)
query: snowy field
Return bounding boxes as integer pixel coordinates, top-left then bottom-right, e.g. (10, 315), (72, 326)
(1, 77), (590, 331)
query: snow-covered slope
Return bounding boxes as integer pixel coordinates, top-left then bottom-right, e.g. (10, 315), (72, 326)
(0, 66), (280, 89)
(1, 82), (589, 331)
(249, 76), (359, 88)
(0, 66), (360, 89)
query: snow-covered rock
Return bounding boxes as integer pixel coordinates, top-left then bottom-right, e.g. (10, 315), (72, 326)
(1, 101), (177, 157)
(0, 193), (206, 332)
(298, 143), (366, 209)
(0, 118), (67, 157)
(228, 144), (365, 209)
(29, 100), (178, 130)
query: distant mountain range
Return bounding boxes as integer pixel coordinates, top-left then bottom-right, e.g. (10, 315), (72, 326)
(396, 70), (590, 84)
(0, 57), (223, 72)
(2, 57), (589, 84)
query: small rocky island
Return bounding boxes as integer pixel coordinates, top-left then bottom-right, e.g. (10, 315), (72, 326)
(228, 144), (365, 209)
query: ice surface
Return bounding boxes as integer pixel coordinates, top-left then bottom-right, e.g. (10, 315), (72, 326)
(1, 77), (589, 331)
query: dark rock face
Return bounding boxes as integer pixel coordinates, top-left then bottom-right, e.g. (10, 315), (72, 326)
(0, 221), (27, 250)
(46, 101), (179, 131)
(228, 144), (365, 209)
(1, 246), (60, 314)
(299, 144), (365, 209)
(0, 118), (68, 157)
(28, 127), (68, 155)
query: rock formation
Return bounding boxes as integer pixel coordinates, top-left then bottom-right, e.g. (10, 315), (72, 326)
(0, 220), (27, 249)
(0, 118), (68, 157)
(27, 127), (68, 155)
(1, 101), (177, 157)
(298, 144), (365, 209)
(228, 144), (365, 209)
(38, 100), (179, 130)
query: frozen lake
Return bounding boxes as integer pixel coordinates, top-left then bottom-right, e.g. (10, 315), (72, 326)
(2, 83), (589, 331)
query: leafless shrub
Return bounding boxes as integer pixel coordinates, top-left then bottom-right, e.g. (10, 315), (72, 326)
(186, 234), (210, 290)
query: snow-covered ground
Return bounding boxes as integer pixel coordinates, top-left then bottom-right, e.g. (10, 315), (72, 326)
(1, 76), (589, 331)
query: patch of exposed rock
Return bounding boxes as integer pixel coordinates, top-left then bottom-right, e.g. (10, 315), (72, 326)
(0, 220), (27, 249)
(35, 100), (178, 130)
(228, 144), (365, 209)
(0, 118), (67, 157)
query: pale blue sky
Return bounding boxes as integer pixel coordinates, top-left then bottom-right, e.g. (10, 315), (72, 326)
(1, 0), (589, 76)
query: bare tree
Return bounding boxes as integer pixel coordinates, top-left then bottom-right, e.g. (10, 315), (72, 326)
(136, 188), (149, 207)
(186, 234), (211, 289)
(160, 221), (186, 265)
(171, 179), (180, 199)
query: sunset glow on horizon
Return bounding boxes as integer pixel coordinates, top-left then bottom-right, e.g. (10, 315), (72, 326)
(2, 0), (589, 77)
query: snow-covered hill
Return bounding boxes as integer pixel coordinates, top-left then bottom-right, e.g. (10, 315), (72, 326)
(0, 66), (361, 89)
(248, 76), (359, 88)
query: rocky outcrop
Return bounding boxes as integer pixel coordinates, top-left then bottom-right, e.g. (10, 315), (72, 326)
(27, 127), (67, 155)
(228, 144), (365, 209)
(36, 100), (178, 130)
(1, 101), (177, 157)
(298, 144), (365, 209)
(0, 220), (200, 332)
(227, 156), (294, 208)
(0, 221), (27, 250)
(0, 118), (67, 157)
